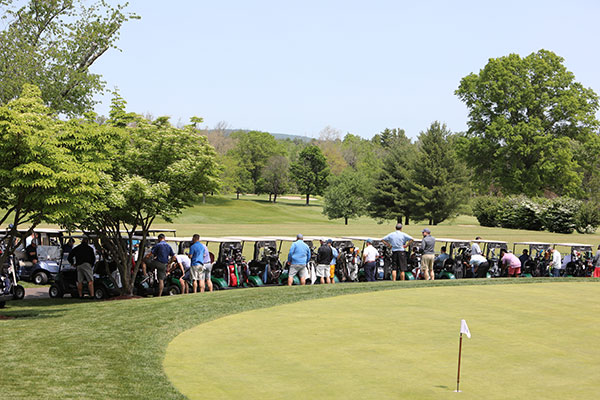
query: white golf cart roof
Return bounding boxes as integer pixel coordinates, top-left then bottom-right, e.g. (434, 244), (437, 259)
(513, 241), (552, 245)
(341, 236), (383, 241)
(202, 237), (242, 243)
(163, 236), (193, 242)
(436, 237), (472, 243)
(553, 242), (592, 248)
(12, 228), (64, 234)
(262, 236), (305, 242)
(221, 236), (276, 242)
(304, 236), (348, 242)
(472, 239), (508, 244)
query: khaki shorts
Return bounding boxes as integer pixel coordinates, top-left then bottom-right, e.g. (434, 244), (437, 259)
(316, 264), (329, 278)
(190, 264), (203, 281)
(421, 254), (435, 272)
(77, 262), (94, 283)
(289, 264), (308, 279)
(200, 263), (212, 280)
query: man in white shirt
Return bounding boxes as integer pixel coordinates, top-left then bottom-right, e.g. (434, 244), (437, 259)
(362, 239), (379, 282)
(547, 247), (562, 277)
(471, 237), (482, 256)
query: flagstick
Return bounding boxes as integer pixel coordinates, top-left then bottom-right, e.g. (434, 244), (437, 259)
(456, 332), (463, 392)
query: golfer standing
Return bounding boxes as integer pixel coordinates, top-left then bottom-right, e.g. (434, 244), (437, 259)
(287, 234), (311, 286)
(548, 247), (562, 277)
(189, 234), (205, 293)
(67, 237), (96, 298)
(316, 238), (332, 284)
(382, 223), (413, 281)
(420, 228), (436, 280)
(362, 239), (379, 282)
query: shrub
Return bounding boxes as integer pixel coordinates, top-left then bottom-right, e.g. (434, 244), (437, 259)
(498, 196), (545, 231)
(575, 201), (600, 234)
(542, 197), (581, 234)
(472, 196), (505, 227)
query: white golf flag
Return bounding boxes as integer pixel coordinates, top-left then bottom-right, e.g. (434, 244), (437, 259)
(460, 319), (471, 338)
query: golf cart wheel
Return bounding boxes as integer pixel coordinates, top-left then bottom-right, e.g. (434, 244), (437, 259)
(13, 285), (25, 300)
(94, 287), (106, 300)
(0, 301), (5, 308)
(33, 271), (48, 285)
(49, 285), (63, 298)
(167, 285), (181, 296)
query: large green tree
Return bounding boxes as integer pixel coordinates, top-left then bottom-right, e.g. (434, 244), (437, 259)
(290, 145), (330, 205)
(229, 130), (285, 193)
(455, 49), (600, 197)
(260, 155), (290, 203)
(322, 169), (368, 225)
(66, 94), (220, 294)
(0, 85), (102, 265)
(410, 122), (470, 225)
(0, 0), (137, 115)
(368, 130), (416, 224)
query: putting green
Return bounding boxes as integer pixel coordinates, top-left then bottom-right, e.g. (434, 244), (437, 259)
(164, 282), (600, 399)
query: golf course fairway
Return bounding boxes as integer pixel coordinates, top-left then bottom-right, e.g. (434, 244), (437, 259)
(164, 282), (600, 399)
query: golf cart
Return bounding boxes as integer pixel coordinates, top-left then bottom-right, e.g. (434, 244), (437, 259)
(553, 243), (594, 277)
(0, 241), (26, 308)
(223, 236), (280, 286)
(512, 242), (552, 277)
(204, 238), (247, 289)
(472, 239), (508, 277)
(262, 236), (315, 285)
(49, 235), (120, 299)
(433, 238), (472, 279)
(406, 239), (423, 280)
(13, 228), (65, 285)
(342, 236), (392, 282)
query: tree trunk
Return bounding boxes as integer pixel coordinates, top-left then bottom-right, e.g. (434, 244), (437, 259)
(396, 216), (402, 223)
(269, 193), (272, 202)
(236, 192), (240, 200)
(273, 193), (278, 203)
(429, 218), (433, 225)
(306, 193), (310, 205)
(202, 193), (206, 204)
(345, 216), (348, 225)
(404, 215), (409, 225)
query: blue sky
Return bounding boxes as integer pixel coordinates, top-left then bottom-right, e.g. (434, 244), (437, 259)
(93, 0), (600, 139)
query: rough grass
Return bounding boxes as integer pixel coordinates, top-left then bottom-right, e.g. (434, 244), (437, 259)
(1, 279), (593, 399)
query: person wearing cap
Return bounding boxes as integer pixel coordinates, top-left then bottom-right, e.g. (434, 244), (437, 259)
(362, 239), (379, 281)
(188, 234), (206, 293)
(67, 237), (96, 298)
(316, 238), (333, 284)
(286, 234), (311, 285)
(327, 239), (338, 284)
(547, 247), (562, 277)
(382, 223), (413, 281)
(420, 228), (436, 280)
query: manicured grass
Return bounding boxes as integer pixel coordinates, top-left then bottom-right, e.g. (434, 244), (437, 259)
(165, 281), (600, 400)
(1, 278), (594, 399)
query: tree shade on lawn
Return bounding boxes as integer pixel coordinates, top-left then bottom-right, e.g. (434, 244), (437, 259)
(165, 282), (600, 400)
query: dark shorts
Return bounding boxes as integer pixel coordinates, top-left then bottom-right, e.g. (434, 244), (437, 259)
(147, 259), (167, 280)
(392, 251), (408, 272)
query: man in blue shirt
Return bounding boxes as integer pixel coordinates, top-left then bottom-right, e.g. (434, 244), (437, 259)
(188, 234), (206, 293)
(145, 233), (174, 296)
(382, 223), (413, 281)
(287, 234), (311, 286)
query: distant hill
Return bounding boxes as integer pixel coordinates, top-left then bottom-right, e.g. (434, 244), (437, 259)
(216, 129), (314, 143)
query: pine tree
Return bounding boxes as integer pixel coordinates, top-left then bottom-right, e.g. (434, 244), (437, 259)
(410, 122), (470, 224)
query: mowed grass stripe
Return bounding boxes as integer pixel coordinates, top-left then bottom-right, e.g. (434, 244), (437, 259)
(164, 282), (600, 400)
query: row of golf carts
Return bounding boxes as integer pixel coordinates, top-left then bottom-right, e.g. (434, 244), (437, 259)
(1, 229), (598, 305)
